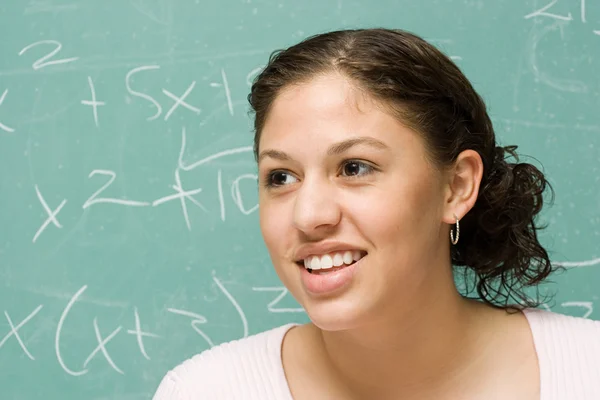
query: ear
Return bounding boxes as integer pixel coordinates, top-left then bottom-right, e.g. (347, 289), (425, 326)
(442, 149), (483, 224)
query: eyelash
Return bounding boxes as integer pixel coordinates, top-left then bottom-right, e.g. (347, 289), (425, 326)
(263, 160), (376, 188)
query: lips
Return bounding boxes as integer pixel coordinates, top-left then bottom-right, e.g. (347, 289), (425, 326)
(299, 254), (363, 295)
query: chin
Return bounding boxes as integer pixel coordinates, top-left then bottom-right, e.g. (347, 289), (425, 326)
(302, 296), (369, 332)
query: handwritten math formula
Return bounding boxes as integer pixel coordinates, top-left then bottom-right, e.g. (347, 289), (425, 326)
(1, 39), (258, 132)
(32, 127), (259, 242)
(0, 38), (268, 239)
(525, 0), (600, 36)
(1, 281), (304, 377)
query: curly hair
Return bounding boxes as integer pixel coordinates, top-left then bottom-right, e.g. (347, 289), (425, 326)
(248, 28), (558, 309)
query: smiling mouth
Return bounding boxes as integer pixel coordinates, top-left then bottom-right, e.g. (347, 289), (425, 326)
(296, 250), (366, 274)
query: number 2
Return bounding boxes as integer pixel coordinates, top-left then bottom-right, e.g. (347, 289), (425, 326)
(83, 169), (150, 209)
(524, 0), (573, 21)
(18, 40), (79, 70)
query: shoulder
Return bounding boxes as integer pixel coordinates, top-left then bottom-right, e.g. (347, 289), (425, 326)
(152, 323), (298, 400)
(522, 308), (600, 397)
(523, 307), (600, 341)
(523, 307), (600, 360)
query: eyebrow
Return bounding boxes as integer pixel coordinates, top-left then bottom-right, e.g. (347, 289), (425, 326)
(257, 136), (389, 163)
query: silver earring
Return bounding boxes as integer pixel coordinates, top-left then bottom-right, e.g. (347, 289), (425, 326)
(450, 214), (460, 245)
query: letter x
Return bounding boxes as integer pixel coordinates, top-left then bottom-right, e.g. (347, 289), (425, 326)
(162, 81), (201, 121)
(0, 305), (43, 360)
(33, 185), (67, 243)
(83, 318), (123, 374)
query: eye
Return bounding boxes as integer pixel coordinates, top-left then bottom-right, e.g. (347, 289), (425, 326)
(341, 160), (374, 177)
(265, 170), (298, 187)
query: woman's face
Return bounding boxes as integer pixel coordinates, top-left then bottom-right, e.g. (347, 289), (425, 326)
(257, 73), (451, 330)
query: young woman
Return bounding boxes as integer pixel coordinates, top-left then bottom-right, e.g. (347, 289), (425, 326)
(154, 29), (600, 400)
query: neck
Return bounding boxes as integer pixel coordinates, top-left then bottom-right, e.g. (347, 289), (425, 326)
(312, 274), (495, 399)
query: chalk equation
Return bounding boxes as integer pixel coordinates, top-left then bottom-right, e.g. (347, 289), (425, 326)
(1, 279), (304, 376)
(32, 127), (257, 241)
(0, 39), (256, 133)
(522, 0), (600, 94)
(525, 0), (600, 36)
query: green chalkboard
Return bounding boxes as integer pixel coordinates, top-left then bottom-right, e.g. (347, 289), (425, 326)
(1, 1), (599, 398)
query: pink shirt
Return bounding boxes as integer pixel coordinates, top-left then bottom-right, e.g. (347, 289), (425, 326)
(153, 308), (600, 399)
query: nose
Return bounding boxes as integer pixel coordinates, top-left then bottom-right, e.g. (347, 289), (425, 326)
(293, 175), (341, 235)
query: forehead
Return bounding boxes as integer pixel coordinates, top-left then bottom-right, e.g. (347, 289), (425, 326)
(259, 73), (419, 154)
(270, 73), (371, 121)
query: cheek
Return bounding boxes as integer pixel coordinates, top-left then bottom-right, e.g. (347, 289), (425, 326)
(258, 198), (301, 293)
(259, 198), (289, 255)
(351, 176), (443, 247)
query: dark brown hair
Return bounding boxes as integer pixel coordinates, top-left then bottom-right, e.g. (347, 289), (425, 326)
(248, 28), (558, 309)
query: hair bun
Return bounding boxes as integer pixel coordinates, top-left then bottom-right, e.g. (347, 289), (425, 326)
(454, 144), (556, 308)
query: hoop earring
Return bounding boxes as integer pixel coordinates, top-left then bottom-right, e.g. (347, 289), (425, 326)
(450, 214), (460, 245)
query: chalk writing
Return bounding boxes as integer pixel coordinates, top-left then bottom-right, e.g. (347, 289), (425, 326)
(554, 257), (600, 268)
(213, 275), (249, 338)
(30, 149), (261, 240)
(0, 273), (309, 377)
(0, 305), (44, 360)
(178, 127), (253, 172)
(162, 81), (201, 121)
(561, 301), (594, 318)
(210, 68), (234, 116)
(82, 169), (150, 209)
(125, 65), (163, 121)
(126, 307), (161, 361)
(230, 174), (259, 215)
(33, 185), (67, 243)
(167, 308), (214, 348)
(525, 0), (599, 37)
(55, 285), (88, 376)
(123, 66), (241, 122)
(246, 66), (264, 86)
(251, 287), (305, 313)
(525, 0), (573, 21)
(0, 89), (15, 133)
(152, 168), (206, 230)
(83, 318), (123, 374)
(81, 76), (105, 128)
(217, 169), (226, 221)
(0, 64), (276, 134)
(18, 39), (79, 70)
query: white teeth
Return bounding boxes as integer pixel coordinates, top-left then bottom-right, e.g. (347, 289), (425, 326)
(332, 253), (344, 267)
(342, 251), (353, 265)
(303, 251), (364, 271)
(310, 256), (321, 270)
(321, 254), (333, 269)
